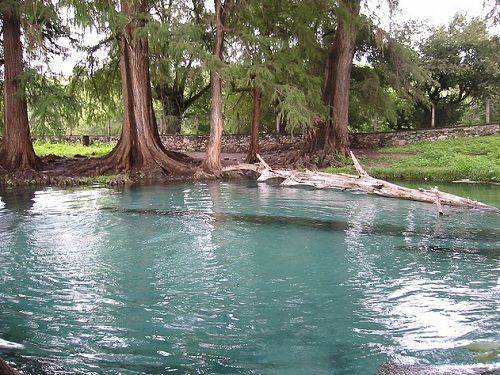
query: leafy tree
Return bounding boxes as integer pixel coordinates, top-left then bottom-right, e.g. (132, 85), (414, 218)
(226, 0), (327, 161)
(19, 69), (81, 139)
(0, 0), (74, 170)
(349, 20), (431, 131)
(58, 0), (196, 176)
(69, 61), (123, 136)
(299, 0), (362, 165)
(225, 0), (273, 162)
(149, 0), (211, 134)
(418, 15), (500, 128)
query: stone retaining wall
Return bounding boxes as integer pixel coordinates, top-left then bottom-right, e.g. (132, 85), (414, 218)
(45, 123), (499, 152)
(350, 123), (500, 148)
(54, 134), (302, 153)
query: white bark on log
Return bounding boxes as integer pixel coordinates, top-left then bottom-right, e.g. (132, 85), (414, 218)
(431, 187), (444, 215)
(256, 153), (272, 171)
(350, 151), (368, 177)
(222, 153), (498, 211)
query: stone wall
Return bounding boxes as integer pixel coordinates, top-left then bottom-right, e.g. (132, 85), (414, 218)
(350, 123), (500, 148)
(55, 134), (302, 153)
(50, 123), (499, 152)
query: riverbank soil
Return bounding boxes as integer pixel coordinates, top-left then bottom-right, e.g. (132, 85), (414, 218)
(0, 147), (418, 186)
(0, 149), (284, 184)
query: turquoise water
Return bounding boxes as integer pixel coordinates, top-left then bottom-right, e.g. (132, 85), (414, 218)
(0, 182), (499, 374)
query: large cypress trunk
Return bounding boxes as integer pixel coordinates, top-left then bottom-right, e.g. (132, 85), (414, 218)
(0, 6), (42, 171)
(101, 0), (192, 176)
(300, 0), (360, 166)
(202, 0), (228, 173)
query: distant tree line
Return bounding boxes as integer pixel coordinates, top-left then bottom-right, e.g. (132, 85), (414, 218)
(0, 0), (499, 174)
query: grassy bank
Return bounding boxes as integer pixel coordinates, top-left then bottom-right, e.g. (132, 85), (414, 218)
(32, 135), (500, 183)
(34, 141), (114, 157)
(326, 134), (500, 182)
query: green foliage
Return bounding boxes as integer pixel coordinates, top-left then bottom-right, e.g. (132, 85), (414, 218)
(3, 0), (497, 143)
(68, 63), (123, 135)
(73, 175), (117, 185)
(417, 15), (500, 127)
(17, 69), (82, 139)
(34, 141), (114, 157)
(272, 84), (324, 136)
(349, 65), (398, 132)
(223, 0), (328, 135)
(461, 97), (500, 125)
(349, 15), (499, 131)
(146, 0), (212, 133)
(351, 19), (432, 131)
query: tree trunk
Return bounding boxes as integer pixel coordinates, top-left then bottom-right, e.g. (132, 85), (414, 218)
(431, 102), (436, 128)
(0, 6), (42, 171)
(202, 0), (229, 173)
(203, 70), (224, 173)
(155, 83), (211, 134)
(300, 0), (360, 166)
(246, 86), (262, 163)
(155, 87), (184, 134)
(485, 99), (490, 124)
(101, 0), (192, 176)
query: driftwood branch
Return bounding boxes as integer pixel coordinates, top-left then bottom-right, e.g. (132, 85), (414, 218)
(223, 153), (498, 212)
(350, 151), (368, 177)
(256, 153), (271, 171)
(431, 187), (444, 215)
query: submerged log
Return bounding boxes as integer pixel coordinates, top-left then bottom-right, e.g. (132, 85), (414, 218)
(223, 152), (498, 212)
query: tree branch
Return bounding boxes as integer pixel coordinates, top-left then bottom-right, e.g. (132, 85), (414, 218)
(184, 83), (211, 108)
(87, 35), (117, 54)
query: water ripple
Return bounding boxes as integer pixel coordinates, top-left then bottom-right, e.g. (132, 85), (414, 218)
(0, 182), (498, 374)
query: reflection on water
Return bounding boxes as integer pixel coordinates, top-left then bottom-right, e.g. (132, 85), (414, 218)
(397, 181), (500, 207)
(0, 182), (498, 374)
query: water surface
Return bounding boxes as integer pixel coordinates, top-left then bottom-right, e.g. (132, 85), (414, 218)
(0, 182), (499, 374)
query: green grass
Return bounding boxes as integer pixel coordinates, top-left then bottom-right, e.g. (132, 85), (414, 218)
(325, 135), (500, 182)
(34, 141), (114, 157)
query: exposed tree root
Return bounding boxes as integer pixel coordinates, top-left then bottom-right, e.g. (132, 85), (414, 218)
(0, 356), (22, 375)
(0, 150), (204, 187)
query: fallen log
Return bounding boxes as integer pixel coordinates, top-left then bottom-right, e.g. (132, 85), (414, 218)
(223, 152), (498, 212)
